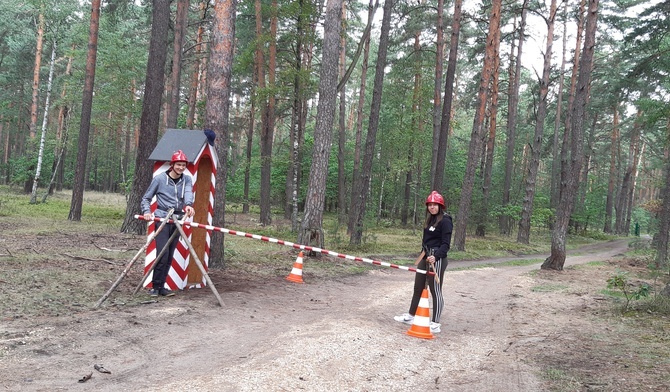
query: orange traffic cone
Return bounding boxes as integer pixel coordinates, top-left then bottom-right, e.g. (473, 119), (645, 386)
(407, 288), (434, 339)
(286, 251), (305, 283)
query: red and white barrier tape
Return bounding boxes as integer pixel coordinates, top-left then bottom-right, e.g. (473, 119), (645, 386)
(135, 215), (434, 276)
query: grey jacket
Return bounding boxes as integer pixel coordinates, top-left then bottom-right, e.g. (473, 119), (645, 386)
(141, 170), (194, 218)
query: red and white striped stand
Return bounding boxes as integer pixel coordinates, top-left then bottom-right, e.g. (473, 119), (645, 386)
(144, 143), (217, 291)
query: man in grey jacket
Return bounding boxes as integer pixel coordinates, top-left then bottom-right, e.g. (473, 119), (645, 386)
(141, 150), (195, 296)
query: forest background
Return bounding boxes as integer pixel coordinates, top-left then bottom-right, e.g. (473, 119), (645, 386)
(0, 0), (669, 272)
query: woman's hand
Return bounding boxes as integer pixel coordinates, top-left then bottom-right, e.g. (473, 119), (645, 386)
(427, 255), (436, 264)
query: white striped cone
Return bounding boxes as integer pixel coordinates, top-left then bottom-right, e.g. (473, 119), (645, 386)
(407, 288), (434, 339)
(286, 252), (305, 283)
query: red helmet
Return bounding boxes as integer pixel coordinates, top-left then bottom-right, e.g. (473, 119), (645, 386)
(170, 150), (188, 164)
(425, 191), (445, 208)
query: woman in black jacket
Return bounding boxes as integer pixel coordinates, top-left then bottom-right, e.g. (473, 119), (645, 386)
(394, 191), (453, 333)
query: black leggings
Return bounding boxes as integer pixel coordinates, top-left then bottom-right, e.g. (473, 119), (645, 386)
(408, 256), (448, 323)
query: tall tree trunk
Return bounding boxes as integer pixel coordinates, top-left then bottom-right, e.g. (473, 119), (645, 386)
(24, 11), (46, 193)
(615, 110), (642, 234)
(517, 0), (557, 244)
(166, 0), (189, 129)
(206, 0), (236, 267)
(476, 20), (501, 238)
(30, 41), (57, 204)
(604, 106), (619, 233)
(542, 0), (598, 271)
(403, 12), (423, 227)
(120, 0), (171, 233)
(243, 91), (254, 214)
(69, 0), (101, 222)
(298, 0), (343, 248)
(550, 4), (568, 210)
(656, 118), (670, 269)
(559, 0), (586, 203)
(453, 0), (502, 251)
(257, 0), (275, 226)
(348, 0), (394, 245)
(433, 0), (462, 193)
(430, 0), (444, 187)
(337, 0), (347, 224)
(285, 0), (307, 225)
(187, 1), (208, 129)
(52, 47), (75, 193)
(625, 139), (644, 234)
(500, 0), (528, 235)
(29, 11), (44, 140)
(347, 0), (376, 234)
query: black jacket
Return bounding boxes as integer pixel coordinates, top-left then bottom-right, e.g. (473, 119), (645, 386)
(422, 213), (453, 260)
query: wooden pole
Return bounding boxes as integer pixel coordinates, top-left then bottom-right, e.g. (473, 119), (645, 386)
(93, 209), (174, 308)
(173, 218), (225, 307)
(132, 228), (181, 295)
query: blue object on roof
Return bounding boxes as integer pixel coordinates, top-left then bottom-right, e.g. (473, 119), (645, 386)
(204, 129), (216, 145)
(148, 129), (209, 163)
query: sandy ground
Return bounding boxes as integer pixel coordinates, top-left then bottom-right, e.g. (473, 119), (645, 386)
(2, 230), (659, 392)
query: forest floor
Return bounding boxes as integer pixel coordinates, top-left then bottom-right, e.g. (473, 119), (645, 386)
(1, 215), (669, 391)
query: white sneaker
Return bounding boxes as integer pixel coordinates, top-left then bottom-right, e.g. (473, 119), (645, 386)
(394, 313), (414, 325)
(430, 322), (441, 333)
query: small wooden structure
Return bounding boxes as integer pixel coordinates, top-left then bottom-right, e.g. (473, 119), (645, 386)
(144, 129), (218, 290)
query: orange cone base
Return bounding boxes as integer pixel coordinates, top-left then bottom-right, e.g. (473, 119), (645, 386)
(407, 328), (434, 340)
(286, 274), (304, 284)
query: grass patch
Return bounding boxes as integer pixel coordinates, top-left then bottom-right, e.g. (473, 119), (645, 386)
(531, 284), (569, 292)
(543, 368), (581, 391)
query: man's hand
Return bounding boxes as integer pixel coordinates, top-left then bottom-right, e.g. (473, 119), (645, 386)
(143, 212), (153, 221)
(184, 205), (195, 218)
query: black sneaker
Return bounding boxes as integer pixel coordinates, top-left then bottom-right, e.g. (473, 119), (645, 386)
(159, 288), (175, 297)
(148, 288), (160, 297)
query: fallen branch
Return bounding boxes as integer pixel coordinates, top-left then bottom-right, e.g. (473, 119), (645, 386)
(94, 243), (130, 252)
(63, 253), (120, 265)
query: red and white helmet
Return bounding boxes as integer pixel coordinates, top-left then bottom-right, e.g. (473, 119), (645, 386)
(170, 150), (188, 164)
(425, 191), (445, 208)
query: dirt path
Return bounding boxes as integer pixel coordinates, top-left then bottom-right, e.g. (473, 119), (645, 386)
(0, 239), (632, 391)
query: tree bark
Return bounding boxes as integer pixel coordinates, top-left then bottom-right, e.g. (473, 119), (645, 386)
(542, 0), (599, 271)
(615, 110), (641, 234)
(30, 41), (57, 204)
(430, 0), (444, 188)
(186, 1), (208, 129)
(337, 0), (347, 224)
(453, 0), (502, 251)
(166, 0), (189, 129)
(69, 0), (101, 222)
(347, 0), (375, 234)
(299, 0), (343, 248)
(120, 0), (171, 233)
(656, 118), (670, 268)
(433, 0), (462, 193)
(559, 0), (586, 204)
(476, 17), (501, 238)
(206, 0), (236, 267)
(550, 4), (568, 211)
(500, 0), (527, 235)
(348, 0), (394, 245)
(603, 106), (619, 233)
(517, 0), (557, 244)
(29, 11), (44, 140)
